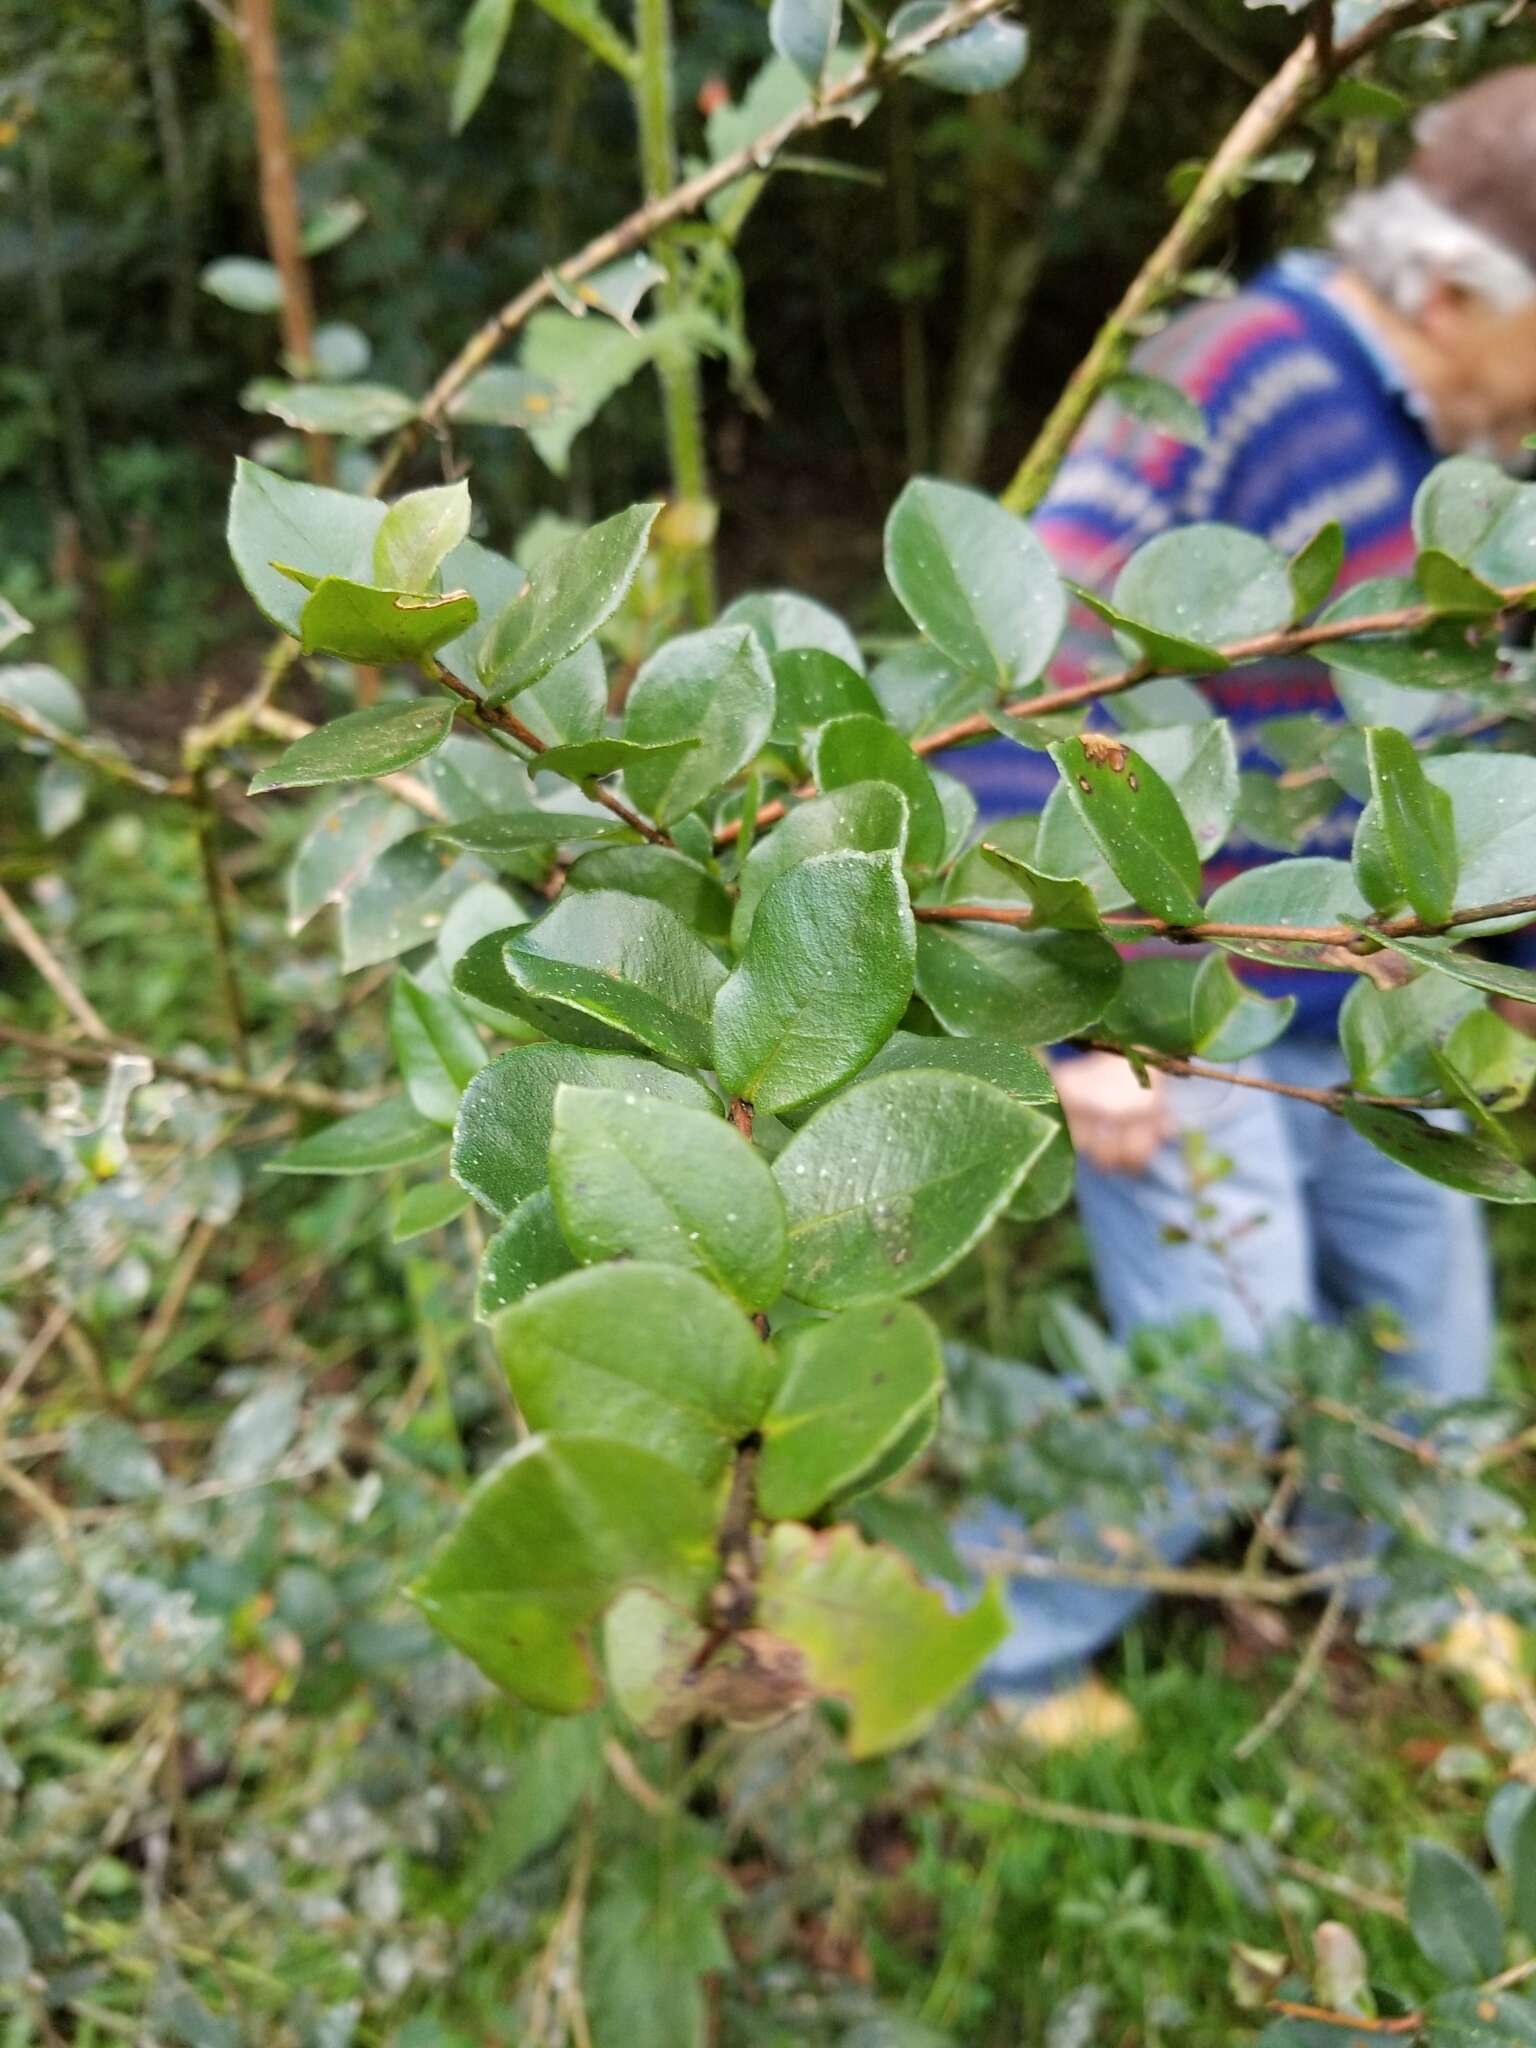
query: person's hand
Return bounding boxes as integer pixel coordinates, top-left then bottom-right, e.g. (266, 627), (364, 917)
(1051, 1053), (1172, 1176)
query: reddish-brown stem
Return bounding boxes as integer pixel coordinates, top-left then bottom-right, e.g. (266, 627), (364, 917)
(1087, 1042), (1430, 1113)
(916, 889), (1536, 948)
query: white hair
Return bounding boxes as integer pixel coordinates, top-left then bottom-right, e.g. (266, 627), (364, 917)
(1329, 176), (1536, 315)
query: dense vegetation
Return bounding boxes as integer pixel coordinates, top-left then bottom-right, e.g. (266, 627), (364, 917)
(5, 0), (1536, 2042)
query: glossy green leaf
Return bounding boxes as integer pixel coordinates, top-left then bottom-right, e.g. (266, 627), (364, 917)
(1190, 952), (1295, 1061)
(1100, 956), (1202, 1053)
(339, 837), (488, 971)
(476, 1188), (580, 1316)
(436, 877), (528, 976)
(1365, 928), (1536, 1005)
(1069, 583), (1225, 674)
(733, 783), (909, 950)
(1112, 521), (1292, 652)
(1406, 1839), (1504, 1982)
(756, 1523), (1007, 1755)
(0, 662), (85, 737)
(889, 0), (1028, 92)
(452, 1044), (718, 1216)
(480, 503), (660, 702)
(870, 643), (991, 740)
(549, 1086), (788, 1308)
(390, 964), (487, 1126)
(244, 379), (418, 438)
(1342, 1104), (1536, 1204)
(411, 1434), (718, 1711)
(269, 1097), (445, 1175)
(758, 1302), (942, 1519)
(227, 458), (384, 634)
(567, 844), (732, 943)
(812, 714), (945, 868)
(769, 0), (841, 87)
(1414, 456), (1521, 564)
(1338, 973), (1481, 1096)
(857, 1029), (1054, 1103)
(979, 844), (1103, 930)
(768, 649), (881, 748)
(449, 364), (563, 429)
(451, 0), (518, 130)
(537, 733), (700, 782)
(1362, 726), (1458, 925)
(885, 478), (1064, 690)
(499, 890), (727, 1063)
(915, 921), (1121, 1044)
(294, 577), (477, 664)
(1036, 721), (1237, 899)
(392, 1179), (473, 1242)
(287, 790), (413, 932)
(493, 1264), (773, 1483)
(1444, 1009), (1536, 1110)
(1103, 372), (1208, 447)
(622, 624), (776, 825)
(775, 1068), (1057, 1306)
(720, 590), (864, 672)
(436, 810), (637, 856)
(1289, 521), (1346, 617)
(1424, 1990), (1536, 2047)
(1417, 548), (1505, 616)
(1050, 735), (1203, 924)
(374, 481), (472, 593)
(714, 850), (914, 1114)
(1508, 1787), (1536, 1943)
(250, 701), (455, 794)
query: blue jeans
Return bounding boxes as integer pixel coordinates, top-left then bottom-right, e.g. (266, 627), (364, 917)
(964, 1037), (1493, 1694)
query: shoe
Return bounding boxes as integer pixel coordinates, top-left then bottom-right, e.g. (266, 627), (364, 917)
(988, 1674), (1141, 1753)
(1420, 1611), (1528, 1704)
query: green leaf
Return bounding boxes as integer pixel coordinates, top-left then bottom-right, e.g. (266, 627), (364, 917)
(1190, 953), (1295, 1060)
(1068, 583), (1226, 674)
(567, 844), (732, 943)
(1103, 372), (1209, 447)
(1049, 734), (1203, 924)
(1419, 755), (1536, 930)
(410, 1434), (718, 1710)
(756, 1523), (1007, 1755)
(622, 625), (776, 825)
(480, 503), (660, 702)
(1113, 521), (1293, 654)
(227, 458), (384, 635)
(775, 1068), (1056, 1306)
(476, 1188), (579, 1315)
(339, 837), (489, 971)
(291, 577), (476, 664)
(549, 1086), (788, 1308)
(1425, 1990), (1536, 2047)
(914, 922), (1121, 1043)
(452, 1045), (717, 1216)
(270, 1097), (445, 1175)
(584, 1839), (732, 2048)
(390, 964), (487, 1125)
(451, 0), (518, 131)
(769, 0), (841, 87)
(1036, 721), (1238, 901)
(979, 843), (1103, 930)
(812, 714), (946, 868)
(858, 1029), (1054, 1103)
(452, 925), (547, 1032)
(889, 0), (1029, 92)
(250, 701), (455, 794)
(0, 662), (85, 737)
(1339, 973), (1482, 1096)
(1406, 1839), (1504, 1982)
(536, 733), (699, 782)
(1414, 456), (1521, 564)
(518, 309), (651, 474)
(244, 380), (418, 439)
(1444, 1009), (1536, 1110)
(436, 878), (528, 983)
(202, 255), (283, 312)
(1366, 928), (1536, 1005)
(871, 643), (992, 740)
(758, 1302), (942, 1519)
(884, 478), (1065, 690)
(713, 850), (915, 1115)
(499, 890), (727, 1063)
(1417, 548), (1506, 616)
(301, 196), (366, 257)
(436, 810), (638, 855)
(449, 365), (562, 429)
(374, 481), (472, 593)
(732, 782), (908, 946)
(1508, 1788), (1536, 1942)
(720, 590), (864, 672)
(1204, 857), (1370, 970)
(1342, 1104), (1536, 1204)
(768, 649), (881, 749)
(393, 1179), (473, 1242)
(493, 1264), (774, 1483)
(1362, 726), (1458, 925)
(1289, 521), (1346, 618)
(533, 0), (637, 77)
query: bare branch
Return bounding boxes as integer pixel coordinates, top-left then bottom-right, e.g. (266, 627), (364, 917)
(0, 1020), (373, 1119)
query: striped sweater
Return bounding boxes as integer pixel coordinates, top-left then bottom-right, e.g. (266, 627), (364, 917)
(945, 256), (1440, 1035)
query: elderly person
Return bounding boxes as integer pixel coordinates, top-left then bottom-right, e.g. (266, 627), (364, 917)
(949, 67), (1536, 1740)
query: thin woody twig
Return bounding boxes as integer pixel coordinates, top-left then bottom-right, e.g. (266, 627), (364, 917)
(0, 883), (110, 1039)
(957, 1540), (1376, 1604)
(1087, 1043), (1431, 1113)
(0, 1020), (372, 1118)
(0, 699), (182, 801)
(1233, 1586), (1347, 1759)
(916, 888), (1536, 948)
(368, 0), (1021, 493)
